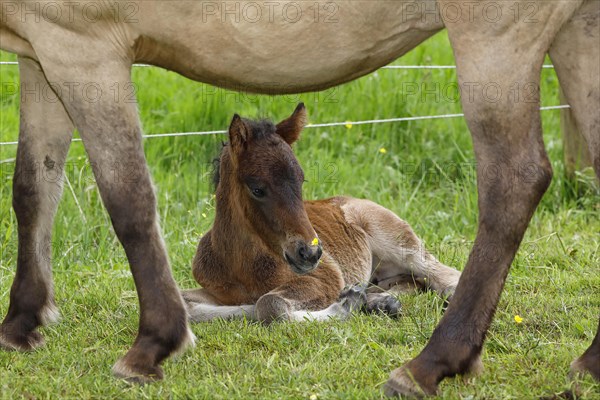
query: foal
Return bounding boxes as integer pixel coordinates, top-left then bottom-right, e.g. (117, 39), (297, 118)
(183, 104), (461, 322)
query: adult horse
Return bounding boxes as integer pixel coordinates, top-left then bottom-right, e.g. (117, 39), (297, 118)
(0, 0), (598, 395)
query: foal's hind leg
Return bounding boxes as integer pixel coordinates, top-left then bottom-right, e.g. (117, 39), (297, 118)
(0, 58), (73, 351)
(341, 199), (461, 299)
(31, 47), (193, 381)
(549, 0), (600, 381)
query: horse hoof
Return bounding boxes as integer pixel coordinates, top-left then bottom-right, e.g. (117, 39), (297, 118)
(0, 323), (45, 351)
(339, 283), (368, 313)
(569, 355), (600, 381)
(383, 367), (436, 398)
(112, 356), (164, 384)
(366, 293), (402, 317)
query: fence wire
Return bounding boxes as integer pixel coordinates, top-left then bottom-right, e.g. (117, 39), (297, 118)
(0, 62), (564, 147)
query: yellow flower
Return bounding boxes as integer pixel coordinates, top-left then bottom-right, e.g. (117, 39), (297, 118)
(202, 213), (207, 218)
(379, 147), (387, 154)
(345, 121), (353, 129)
(514, 315), (523, 324)
(309, 395), (318, 400)
(311, 237), (319, 246)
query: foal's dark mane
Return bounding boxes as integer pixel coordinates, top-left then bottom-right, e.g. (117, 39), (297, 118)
(212, 118), (278, 188)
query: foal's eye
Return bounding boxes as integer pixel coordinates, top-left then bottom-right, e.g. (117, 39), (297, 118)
(251, 187), (266, 198)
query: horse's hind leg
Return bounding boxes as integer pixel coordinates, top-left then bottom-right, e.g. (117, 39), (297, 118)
(31, 46), (193, 381)
(341, 199), (461, 299)
(549, 0), (600, 380)
(550, 0), (600, 177)
(385, 1), (581, 395)
(0, 58), (73, 351)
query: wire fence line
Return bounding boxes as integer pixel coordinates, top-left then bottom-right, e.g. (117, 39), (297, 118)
(0, 105), (571, 147)
(0, 61), (563, 146)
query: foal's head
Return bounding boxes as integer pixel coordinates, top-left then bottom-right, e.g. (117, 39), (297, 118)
(218, 103), (323, 274)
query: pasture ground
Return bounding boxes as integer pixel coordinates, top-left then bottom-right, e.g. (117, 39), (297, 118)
(0, 33), (599, 399)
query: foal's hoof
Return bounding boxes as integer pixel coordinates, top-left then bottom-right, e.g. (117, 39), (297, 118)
(0, 323), (45, 351)
(383, 367), (435, 398)
(339, 283), (368, 313)
(366, 293), (402, 317)
(112, 355), (164, 384)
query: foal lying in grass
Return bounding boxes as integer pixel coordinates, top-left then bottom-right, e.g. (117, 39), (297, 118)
(183, 104), (461, 322)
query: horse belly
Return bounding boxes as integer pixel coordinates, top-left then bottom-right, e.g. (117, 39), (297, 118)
(135, 0), (444, 93)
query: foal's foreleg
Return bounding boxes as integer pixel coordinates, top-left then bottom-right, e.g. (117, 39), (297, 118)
(182, 288), (256, 322)
(255, 270), (363, 323)
(0, 57), (73, 351)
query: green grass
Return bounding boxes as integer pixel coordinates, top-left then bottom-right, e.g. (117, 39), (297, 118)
(1, 32), (599, 399)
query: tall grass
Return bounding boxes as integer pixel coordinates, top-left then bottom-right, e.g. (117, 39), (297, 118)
(0, 32), (598, 399)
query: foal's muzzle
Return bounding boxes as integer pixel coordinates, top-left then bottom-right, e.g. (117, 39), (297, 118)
(284, 241), (323, 274)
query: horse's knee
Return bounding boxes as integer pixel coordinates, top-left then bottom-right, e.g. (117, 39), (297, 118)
(103, 183), (159, 244)
(256, 294), (291, 323)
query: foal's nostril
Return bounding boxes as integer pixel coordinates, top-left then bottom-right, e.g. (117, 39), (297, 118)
(316, 246), (323, 260)
(296, 242), (322, 265)
(298, 243), (310, 261)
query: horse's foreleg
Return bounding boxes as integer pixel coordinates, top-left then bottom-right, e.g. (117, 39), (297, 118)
(384, 2), (581, 395)
(0, 57), (73, 351)
(33, 47), (193, 382)
(549, 0), (600, 381)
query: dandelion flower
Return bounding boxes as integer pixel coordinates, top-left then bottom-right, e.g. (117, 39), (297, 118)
(379, 147), (387, 154)
(345, 121), (353, 129)
(311, 237), (319, 246)
(514, 315), (523, 324)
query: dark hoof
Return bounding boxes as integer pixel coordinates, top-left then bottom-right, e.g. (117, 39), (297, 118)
(366, 293), (402, 317)
(0, 323), (45, 351)
(112, 353), (164, 384)
(570, 354), (600, 381)
(339, 283), (368, 313)
(384, 367), (434, 398)
(112, 324), (195, 384)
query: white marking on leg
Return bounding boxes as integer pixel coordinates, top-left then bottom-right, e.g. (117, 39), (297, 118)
(187, 303), (257, 322)
(38, 303), (60, 326)
(171, 326), (196, 358)
(289, 303), (349, 321)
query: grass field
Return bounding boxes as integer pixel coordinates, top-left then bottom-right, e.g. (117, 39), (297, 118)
(1, 31), (599, 399)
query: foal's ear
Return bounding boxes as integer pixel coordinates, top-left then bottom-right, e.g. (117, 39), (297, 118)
(276, 103), (307, 145)
(228, 114), (249, 151)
